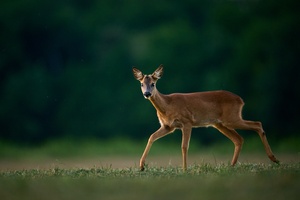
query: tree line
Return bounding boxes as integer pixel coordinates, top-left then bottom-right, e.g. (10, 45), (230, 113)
(0, 0), (299, 145)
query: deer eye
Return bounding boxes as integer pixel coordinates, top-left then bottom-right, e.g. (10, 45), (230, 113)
(151, 83), (155, 87)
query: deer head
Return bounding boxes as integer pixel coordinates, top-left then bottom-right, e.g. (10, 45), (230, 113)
(132, 64), (164, 99)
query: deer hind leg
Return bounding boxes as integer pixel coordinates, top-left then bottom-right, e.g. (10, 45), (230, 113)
(226, 120), (279, 164)
(214, 123), (244, 166)
(140, 126), (174, 171)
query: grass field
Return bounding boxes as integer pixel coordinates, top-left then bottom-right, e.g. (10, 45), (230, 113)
(0, 162), (299, 200)
(0, 138), (299, 200)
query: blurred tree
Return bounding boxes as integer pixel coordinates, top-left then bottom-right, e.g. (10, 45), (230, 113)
(0, 0), (299, 145)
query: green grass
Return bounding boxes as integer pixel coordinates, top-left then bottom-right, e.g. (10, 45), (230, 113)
(0, 163), (299, 200)
(0, 137), (299, 200)
(1, 136), (299, 160)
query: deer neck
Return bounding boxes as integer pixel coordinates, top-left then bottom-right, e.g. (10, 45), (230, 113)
(149, 90), (169, 114)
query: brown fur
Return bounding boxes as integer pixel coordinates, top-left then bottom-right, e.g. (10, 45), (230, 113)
(133, 65), (279, 171)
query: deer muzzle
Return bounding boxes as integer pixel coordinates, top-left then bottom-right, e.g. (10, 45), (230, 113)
(143, 92), (152, 99)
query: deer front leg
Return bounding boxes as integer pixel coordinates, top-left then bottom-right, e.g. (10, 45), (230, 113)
(140, 126), (173, 171)
(181, 126), (192, 171)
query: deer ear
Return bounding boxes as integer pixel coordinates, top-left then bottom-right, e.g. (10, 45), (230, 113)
(132, 67), (144, 81)
(152, 64), (164, 79)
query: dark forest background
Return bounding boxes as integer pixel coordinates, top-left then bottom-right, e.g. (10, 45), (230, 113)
(0, 0), (299, 146)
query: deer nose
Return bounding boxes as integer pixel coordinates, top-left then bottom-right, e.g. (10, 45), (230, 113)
(144, 92), (152, 98)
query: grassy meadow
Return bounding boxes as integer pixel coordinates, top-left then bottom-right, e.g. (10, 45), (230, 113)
(0, 163), (299, 200)
(0, 137), (299, 200)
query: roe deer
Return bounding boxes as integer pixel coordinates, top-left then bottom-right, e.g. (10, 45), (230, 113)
(132, 65), (279, 171)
